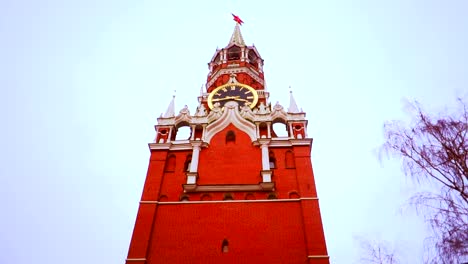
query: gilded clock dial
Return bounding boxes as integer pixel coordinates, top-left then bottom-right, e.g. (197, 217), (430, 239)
(207, 83), (259, 109)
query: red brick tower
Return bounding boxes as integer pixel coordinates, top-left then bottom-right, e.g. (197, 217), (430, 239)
(125, 20), (329, 264)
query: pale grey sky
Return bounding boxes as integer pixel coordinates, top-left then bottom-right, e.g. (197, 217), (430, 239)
(1, 1), (467, 263)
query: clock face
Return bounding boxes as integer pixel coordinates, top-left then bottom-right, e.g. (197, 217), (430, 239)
(207, 83), (259, 109)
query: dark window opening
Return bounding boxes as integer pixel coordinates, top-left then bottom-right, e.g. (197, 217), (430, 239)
(180, 195), (189, 201)
(269, 151), (276, 169)
(223, 193), (234, 200)
(248, 50), (258, 64)
(267, 192), (277, 199)
(221, 239), (229, 253)
(226, 130), (236, 144)
(214, 53), (221, 63)
(200, 194), (212, 201)
(227, 46), (241, 60)
(184, 155), (192, 172)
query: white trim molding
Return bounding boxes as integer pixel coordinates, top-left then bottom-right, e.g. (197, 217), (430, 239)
(126, 258), (146, 262)
(140, 197), (318, 205)
(307, 255), (330, 259)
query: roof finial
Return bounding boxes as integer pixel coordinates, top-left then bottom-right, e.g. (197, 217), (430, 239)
(229, 14), (246, 46)
(163, 90), (176, 118)
(288, 86), (301, 113)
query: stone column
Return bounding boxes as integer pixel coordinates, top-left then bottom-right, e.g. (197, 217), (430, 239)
(259, 139), (272, 182)
(187, 142), (202, 184)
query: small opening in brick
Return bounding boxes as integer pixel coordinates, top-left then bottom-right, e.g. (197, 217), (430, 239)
(221, 239), (229, 253)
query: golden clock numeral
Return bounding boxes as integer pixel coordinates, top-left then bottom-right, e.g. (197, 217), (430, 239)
(222, 88), (227, 92)
(230, 86), (235, 90)
(244, 91), (251, 94)
(215, 93), (221, 96)
(247, 96), (253, 99)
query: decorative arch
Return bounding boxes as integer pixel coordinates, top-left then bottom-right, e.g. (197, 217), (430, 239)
(271, 118), (289, 138)
(205, 101), (256, 143)
(223, 193), (234, 200)
(267, 192), (278, 199)
(289, 191), (300, 199)
(245, 193), (256, 200)
(180, 194), (190, 201)
(193, 125), (204, 140)
(174, 121), (192, 141)
(259, 122), (269, 138)
(159, 195), (168, 202)
(200, 193), (212, 201)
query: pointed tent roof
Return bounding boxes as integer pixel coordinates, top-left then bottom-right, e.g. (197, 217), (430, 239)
(288, 88), (301, 113)
(163, 95), (176, 118)
(228, 23), (246, 46)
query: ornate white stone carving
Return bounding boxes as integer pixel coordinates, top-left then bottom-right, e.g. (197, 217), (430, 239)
(256, 102), (270, 114)
(240, 104), (255, 121)
(194, 103), (207, 117)
(206, 102), (222, 123)
(204, 101), (257, 143)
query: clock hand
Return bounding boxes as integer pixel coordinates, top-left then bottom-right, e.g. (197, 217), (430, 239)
(211, 96), (241, 102)
(211, 97), (232, 102)
(233, 97), (249, 102)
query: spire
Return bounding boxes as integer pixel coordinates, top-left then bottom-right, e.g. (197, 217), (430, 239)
(288, 86), (300, 113)
(229, 23), (246, 46)
(163, 93), (176, 118)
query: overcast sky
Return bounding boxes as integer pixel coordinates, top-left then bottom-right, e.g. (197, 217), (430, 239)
(1, 1), (467, 263)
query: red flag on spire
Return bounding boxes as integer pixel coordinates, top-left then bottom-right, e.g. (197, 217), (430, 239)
(231, 13), (244, 25)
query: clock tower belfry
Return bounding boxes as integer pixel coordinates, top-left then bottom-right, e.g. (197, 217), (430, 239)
(125, 19), (330, 264)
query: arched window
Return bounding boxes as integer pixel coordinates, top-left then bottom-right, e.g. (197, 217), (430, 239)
(285, 151), (295, 169)
(200, 194), (212, 201)
(259, 122), (268, 138)
(159, 195), (168, 202)
(267, 192), (278, 199)
(269, 151), (276, 169)
(221, 239), (229, 253)
(272, 121), (289, 137)
(245, 193), (256, 200)
(175, 122), (192, 140)
(164, 154), (176, 172)
(194, 125), (204, 140)
(226, 130), (236, 144)
(223, 193), (234, 200)
(289, 191), (300, 199)
(227, 46), (241, 60)
(180, 194), (189, 201)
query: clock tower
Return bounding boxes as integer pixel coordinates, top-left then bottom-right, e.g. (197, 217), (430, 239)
(125, 20), (330, 264)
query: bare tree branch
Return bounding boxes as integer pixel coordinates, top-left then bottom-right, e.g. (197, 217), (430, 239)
(382, 98), (468, 262)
